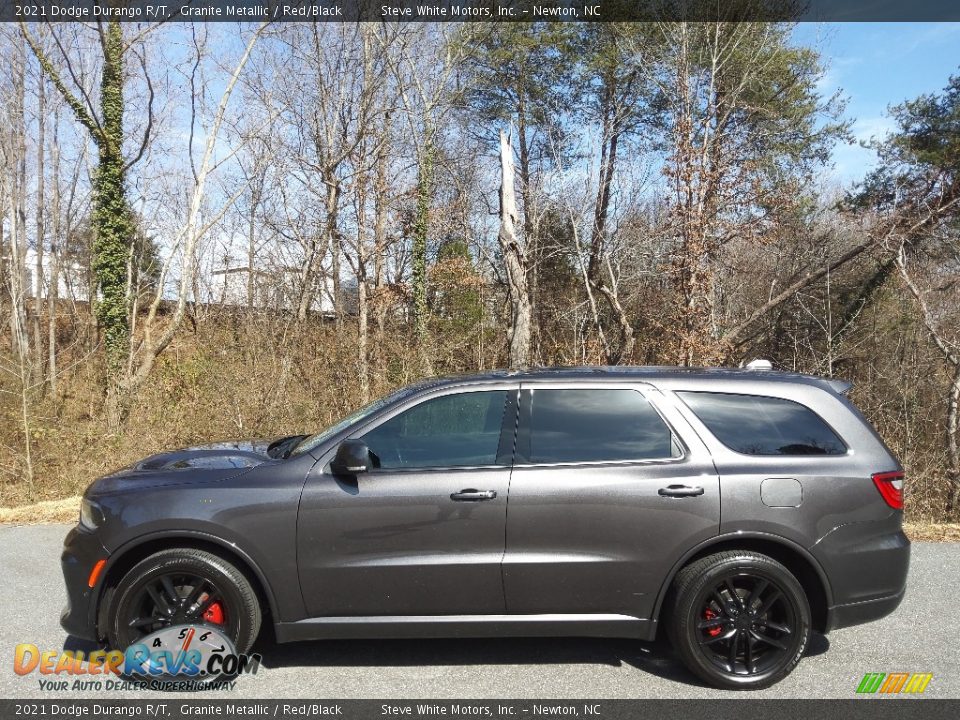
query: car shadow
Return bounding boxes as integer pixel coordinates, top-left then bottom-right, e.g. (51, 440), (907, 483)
(62, 632), (829, 690)
(249, 632), (830, 689)
(64, 635), (105, 654)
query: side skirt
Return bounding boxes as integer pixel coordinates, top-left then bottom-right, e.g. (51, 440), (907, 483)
(274, 613), (651, 643)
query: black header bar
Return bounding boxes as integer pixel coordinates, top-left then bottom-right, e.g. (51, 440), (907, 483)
(1, 700), (959, 720)
(3, 0), (960, 23)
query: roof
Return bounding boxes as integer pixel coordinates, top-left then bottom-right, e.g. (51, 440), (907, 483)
(419, 365), (849, 394)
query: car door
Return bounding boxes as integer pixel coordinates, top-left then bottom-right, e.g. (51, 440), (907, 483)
(502, 382), (720, 621)
(297, 385), (518, 617)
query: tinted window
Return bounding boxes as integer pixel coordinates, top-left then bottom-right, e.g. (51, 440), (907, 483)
(524, 389), (676, 464)
(362, 391), (507, 469)
(678, 392), (846, 456)
(290, 384), (425, 456)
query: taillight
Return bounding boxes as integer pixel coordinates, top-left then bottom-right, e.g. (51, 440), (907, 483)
(872, 471), (904, 510)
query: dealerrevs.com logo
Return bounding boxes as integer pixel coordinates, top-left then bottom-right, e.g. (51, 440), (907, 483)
(856, 673), (933, 695)
(15, 624), (261, 692)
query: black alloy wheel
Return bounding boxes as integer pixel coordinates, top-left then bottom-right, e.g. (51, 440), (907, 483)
(669, 551), (811, 689)
(695, 573), (796, 676)
(124, 572), (233, 642)
(106, 548), (262, 654)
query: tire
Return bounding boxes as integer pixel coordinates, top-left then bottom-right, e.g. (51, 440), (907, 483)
(667, 551), (811, 690)
(106, 548), (262, 655)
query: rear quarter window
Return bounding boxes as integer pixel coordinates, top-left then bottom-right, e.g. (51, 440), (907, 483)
(677, 391), (846, 456)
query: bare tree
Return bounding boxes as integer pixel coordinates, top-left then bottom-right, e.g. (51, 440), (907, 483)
(123, 24), (267, 401)
(384, 26), (475, 370)
(896, 245), (960, 517)
(3, 31), (30, 365)
(498, 130), (531, 369)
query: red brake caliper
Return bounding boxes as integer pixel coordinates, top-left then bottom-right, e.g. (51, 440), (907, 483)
(703, 607), (722, 637)
(202, 599), (225, 625)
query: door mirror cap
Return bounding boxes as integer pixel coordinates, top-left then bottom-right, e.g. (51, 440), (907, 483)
(330, 439), (371, 475)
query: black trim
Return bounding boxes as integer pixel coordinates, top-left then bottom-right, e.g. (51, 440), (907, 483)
(826, 588), (906, 632)
(495, 389), (519, 466)
(515, 389), (532, 464)
(60, 525), (109, 642)
(274, 613), (648, 642)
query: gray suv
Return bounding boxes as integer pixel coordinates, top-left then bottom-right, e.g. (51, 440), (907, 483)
(61, 366), (909, 689)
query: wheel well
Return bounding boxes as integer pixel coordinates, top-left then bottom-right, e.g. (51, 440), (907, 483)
(669, 538), (830, 634)
(97, 537), (273, 637)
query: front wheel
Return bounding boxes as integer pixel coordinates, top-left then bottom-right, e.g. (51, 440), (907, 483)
(668, 551), (811, 690)
(106, 548), (262, 655)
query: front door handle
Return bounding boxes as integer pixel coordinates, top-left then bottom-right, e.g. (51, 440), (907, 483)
(450, 489), (497, 502)
(658, 484), (705, 498)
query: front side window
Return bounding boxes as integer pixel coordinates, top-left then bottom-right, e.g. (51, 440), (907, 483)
(521, 388), (678, 464)
(678, 391), (846, 456)
(289, 383), (430, 456)
(362, 391), (508, 469)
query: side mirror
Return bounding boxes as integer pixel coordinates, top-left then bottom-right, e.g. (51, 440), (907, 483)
(330, 439), (371, 475)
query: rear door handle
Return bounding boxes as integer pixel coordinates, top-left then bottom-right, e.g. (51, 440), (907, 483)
(658, 484), (705, 498)
(450, 489), (497, 502)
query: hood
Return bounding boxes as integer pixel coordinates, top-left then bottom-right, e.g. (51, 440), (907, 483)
(85, 435), (309, 496)
(133, 440), (273, 471)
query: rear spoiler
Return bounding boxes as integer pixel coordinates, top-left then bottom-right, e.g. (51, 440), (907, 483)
(826, 378), (853, 396)
(741, 358), (853, 396)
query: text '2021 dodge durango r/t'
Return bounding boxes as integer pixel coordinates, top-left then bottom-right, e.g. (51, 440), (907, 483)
(61, 365), (909, 689)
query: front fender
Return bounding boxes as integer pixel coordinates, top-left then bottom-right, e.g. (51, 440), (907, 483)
(92, 526), (289, 630)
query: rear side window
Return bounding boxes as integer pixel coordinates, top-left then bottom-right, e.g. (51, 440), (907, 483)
(521, 389), (678, 464)
(678, 392), (846, 456)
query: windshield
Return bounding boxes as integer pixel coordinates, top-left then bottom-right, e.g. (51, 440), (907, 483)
(288, 384), (427, 457)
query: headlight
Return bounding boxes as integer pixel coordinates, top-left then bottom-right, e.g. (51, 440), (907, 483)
(79, 498), (103, 530)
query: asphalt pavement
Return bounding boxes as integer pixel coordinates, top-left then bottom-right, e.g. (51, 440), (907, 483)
(2, 524), (957, 699)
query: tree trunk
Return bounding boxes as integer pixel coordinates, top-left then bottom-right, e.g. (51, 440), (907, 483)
(945, 364), (960, 519)
(499, 130), (531, 369)
(584, 81), (633, 365)
(328, 179), (342, 328)
(33, 75), (46, 378)
(598, 280), (635, 365)
(412, 141), (432, 370)
(9, 37), (30, 363)
(895, 250), (960, 520)
(355, 154), (370, 404)
(94, 22), (134, 416)
(48, 107), (62, 393)
(247, 183), (260, 311)
(516, 93), (540, 361)
(357, 263), (369, 403)
(589, 104), (619, 287)
(372, 114), (390, 376)
(296, 234), (320, 321)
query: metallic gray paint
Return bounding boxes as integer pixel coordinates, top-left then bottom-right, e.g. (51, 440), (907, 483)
(60, 366), (909, 645)
(502, 382), (720, 620)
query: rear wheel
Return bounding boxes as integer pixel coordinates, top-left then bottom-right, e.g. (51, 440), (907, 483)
(106, 548), (261, 654)
(668, 551), (810, 689)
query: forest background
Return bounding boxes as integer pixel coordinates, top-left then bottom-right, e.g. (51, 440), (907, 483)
(1, 20), (959, 524)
